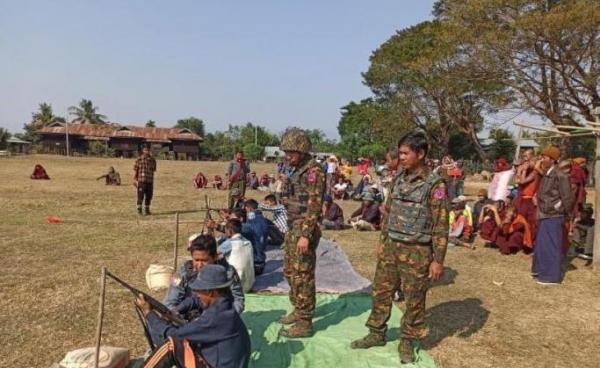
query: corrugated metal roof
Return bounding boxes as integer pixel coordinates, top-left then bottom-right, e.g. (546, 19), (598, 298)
(38, 122), (202, 142)
(7, 137), (31, 144)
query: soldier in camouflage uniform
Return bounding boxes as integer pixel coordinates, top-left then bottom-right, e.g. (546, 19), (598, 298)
(277, 128), (326, 338)
(351, 131), (449, 364)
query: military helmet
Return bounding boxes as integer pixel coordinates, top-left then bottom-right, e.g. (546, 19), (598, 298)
(280, 128), (312, 154)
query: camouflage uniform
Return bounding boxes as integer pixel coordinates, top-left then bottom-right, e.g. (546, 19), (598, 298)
(227, 159), (250, 209)
(353, 166), (449, 359)
(278, 128), (326, 337)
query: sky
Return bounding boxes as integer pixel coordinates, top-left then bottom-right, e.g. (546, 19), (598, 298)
(0, 0), (436, 139)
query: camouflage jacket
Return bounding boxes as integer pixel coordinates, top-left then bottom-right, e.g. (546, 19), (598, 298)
(381, 166), (449, 264)
(283, 158), (326, 240)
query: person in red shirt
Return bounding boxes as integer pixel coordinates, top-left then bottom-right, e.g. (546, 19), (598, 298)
(514, 149), (542, 241)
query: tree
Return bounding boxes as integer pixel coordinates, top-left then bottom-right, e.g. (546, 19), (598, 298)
(146, 120), (156, 128)
(437, 0), (600, 126)
(23, 103), (65, 143)
(364, 20), (509, 160)
(243, 143), (264, 161)
(174, 117), (205, 137)
(0, 128), (11, 150)
(487, 128), (516, 161)
(68, 99), (107, 124)
(239, 123), (279, 147)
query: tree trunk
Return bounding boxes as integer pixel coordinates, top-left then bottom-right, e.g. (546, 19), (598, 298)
(466, 126), (488, 162)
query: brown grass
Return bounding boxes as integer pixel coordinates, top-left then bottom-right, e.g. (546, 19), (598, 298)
(1, 155), (599, 368)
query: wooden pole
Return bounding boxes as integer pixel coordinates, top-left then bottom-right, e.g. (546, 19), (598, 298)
(173, 212), (180, 271)
(593, 107), (600, 270)
(514, 126), (523, 160)
(94, 267), (107, 368)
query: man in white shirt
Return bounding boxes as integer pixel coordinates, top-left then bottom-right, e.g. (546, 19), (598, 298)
(218, 219), (255, 292)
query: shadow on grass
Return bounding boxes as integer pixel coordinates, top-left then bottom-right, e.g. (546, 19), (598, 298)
(243, 309), (305, 368)
(418, 298), (490, 349)
(312, 294), (371, 333)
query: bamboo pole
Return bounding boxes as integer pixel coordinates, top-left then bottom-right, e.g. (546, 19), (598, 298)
(513, 121), (569, 135)
(173, 212), (180, 271)
(94, 267), (107, 368)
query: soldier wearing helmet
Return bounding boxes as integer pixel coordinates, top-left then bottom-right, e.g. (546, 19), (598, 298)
(277, 128), (326, 338)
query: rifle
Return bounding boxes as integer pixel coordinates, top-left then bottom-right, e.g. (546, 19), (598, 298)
(105, 270), (186, 327)
(201, 195), (212, 233)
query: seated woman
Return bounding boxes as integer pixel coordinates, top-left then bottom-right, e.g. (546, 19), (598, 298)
(97, 166), (121, 185)
(478, 201), (505, 244)
(332, 177), (348, 200)
(31, 164), (50, 180)
(193, 172), (208, 189)
(449, 201), (469, 246)
(211, 175), (224, 190)
(495, 206), (532, 255)
(321, 195), (344, 230)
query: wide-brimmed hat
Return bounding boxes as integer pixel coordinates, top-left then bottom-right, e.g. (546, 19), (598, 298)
(188, 264), (233, 291)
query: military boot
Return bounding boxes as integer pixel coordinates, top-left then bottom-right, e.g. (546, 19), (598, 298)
(278, 311), (297, 325)
(279, 320), (313, 338)
(350, 331), (386, 349)
(137, 206), (143, 215)
(399, 338), (416, 364)
(144, 206), (151, 216)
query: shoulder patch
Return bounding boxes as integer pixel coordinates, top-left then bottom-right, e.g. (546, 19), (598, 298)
(307, 167), (318, 184)
(433, 186), (447, 200)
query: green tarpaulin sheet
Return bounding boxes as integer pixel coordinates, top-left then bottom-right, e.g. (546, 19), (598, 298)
(243, 293), (436, 368)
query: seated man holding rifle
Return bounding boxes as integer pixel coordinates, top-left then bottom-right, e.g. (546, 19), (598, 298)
(136, 264), (251, 368)
(163, 234), (245, 316)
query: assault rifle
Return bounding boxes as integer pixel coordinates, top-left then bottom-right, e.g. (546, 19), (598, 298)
(105, 270), (186, 327)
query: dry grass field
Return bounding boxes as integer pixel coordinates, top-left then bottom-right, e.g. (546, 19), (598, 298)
(1, 154), (599, 368)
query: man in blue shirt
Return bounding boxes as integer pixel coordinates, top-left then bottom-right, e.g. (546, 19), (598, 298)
(243, 199), (269, 275)
(137, 264), (251, 368)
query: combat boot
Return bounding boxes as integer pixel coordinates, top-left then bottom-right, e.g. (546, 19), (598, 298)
(399, 338), (416, 364)
(350, 331), (386, 349)
(278, 311), (297, 325)
(279, 320), (313, 338)
(137, 206), (142, 215)
(144, 206), (151, 215)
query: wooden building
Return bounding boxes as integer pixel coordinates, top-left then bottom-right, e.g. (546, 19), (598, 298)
(38, 122), (202, 159)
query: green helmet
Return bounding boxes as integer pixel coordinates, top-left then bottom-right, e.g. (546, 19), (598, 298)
(280, 128), (312, 153)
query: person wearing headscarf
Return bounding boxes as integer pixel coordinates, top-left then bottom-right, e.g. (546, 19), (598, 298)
(321, 194), (345, 230)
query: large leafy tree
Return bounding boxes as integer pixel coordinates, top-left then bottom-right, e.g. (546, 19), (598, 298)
(436, 0), (600, 126)
(487, 128), (517, 160)
(68, 99), (107, 124)
(23, 102), (65, 142)
(364, 20), (509, 160)
(146, 120), (156, 128)
(337, 99), (409, 161)
(174, 117), (205, 137)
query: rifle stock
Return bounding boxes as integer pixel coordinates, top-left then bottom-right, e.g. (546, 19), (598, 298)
(105, 270), (186, 327)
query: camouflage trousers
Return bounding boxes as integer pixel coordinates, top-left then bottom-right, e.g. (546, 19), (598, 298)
(283, 227), (321, 321)
(228, 180), (246, 209)
(366, 240), (432, 340)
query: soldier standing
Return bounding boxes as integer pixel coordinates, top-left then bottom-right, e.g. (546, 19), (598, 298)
(351, 131), (449, 364)
(277, 128), (326, 338)
(133, 144), (157, 215)
(227, 150), (250, 209)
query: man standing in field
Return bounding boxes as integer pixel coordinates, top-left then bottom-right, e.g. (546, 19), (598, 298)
(351, 131), (449, 364)
(133, 144), (157, 215)
(228, 150), (250, 210)
(277, 128), (326, 338)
